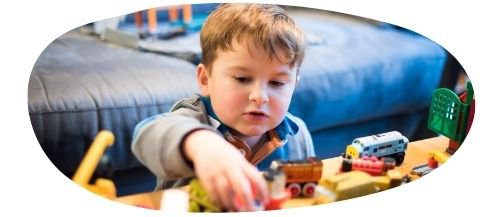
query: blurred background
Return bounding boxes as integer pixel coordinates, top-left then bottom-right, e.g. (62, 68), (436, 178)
(28, 3), (468, 196)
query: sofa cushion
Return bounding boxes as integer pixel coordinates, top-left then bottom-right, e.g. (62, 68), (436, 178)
(289, 11), (446, 131)
(28, 31), (199, 175)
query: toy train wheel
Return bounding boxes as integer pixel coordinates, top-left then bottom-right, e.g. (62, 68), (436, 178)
(302, 182), (316, 197)
(341, 157), (352, 172)
(393, 152), (405, 166)
(287, 183), (301, 197)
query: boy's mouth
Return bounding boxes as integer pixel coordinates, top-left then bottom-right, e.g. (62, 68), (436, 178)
(247, 111), (268, 116)
(244, 111), (269, 121)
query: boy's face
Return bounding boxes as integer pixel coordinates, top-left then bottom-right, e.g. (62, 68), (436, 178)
(197, 39), (298, 137)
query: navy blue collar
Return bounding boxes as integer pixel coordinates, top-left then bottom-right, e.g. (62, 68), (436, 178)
(199, 95), (298, 141)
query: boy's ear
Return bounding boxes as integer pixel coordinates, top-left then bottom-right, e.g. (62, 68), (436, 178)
(196, 63), (210, 96)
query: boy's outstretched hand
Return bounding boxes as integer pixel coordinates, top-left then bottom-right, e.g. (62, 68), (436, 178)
(184, 130), (269, 211)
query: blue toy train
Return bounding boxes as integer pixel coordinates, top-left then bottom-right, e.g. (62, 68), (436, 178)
(345, 131), (409, 166)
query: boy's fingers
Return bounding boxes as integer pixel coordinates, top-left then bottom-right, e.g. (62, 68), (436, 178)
(244, 166), (269, 204)
(211, 174), (234, 210)
(204, 176), (228, 211)
(201, 178), (219, 209)
(227, 169), (254, 211)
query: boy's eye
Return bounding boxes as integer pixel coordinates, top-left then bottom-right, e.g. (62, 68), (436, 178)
(269, 80), (285, 87)
(234, 76), (251, 83)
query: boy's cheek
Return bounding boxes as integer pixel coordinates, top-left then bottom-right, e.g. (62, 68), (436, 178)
(277, 89), (296, 104)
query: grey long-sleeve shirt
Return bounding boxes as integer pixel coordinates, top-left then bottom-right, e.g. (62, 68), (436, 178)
(131, 96), (315, 190)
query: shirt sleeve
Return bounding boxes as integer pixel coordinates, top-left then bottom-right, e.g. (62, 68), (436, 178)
(131, 107), (218, 180)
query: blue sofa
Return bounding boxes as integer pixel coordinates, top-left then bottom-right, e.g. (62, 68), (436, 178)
(28, 5), (456, 196)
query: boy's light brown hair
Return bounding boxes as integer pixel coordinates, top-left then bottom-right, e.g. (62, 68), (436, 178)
(200, 3), (305, 72)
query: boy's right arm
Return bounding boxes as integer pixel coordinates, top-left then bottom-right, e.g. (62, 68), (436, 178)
(132, 113), (269, 211)
(183, 130), (269, 211)
(131, 112), (218, 179)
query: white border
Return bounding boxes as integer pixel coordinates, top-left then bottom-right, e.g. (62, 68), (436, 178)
(2, 0), (493, 216)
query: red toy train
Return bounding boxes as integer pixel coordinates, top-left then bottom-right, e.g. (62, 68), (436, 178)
(341, 155), (396, 176)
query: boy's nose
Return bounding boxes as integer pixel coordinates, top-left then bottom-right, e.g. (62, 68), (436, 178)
(249, 85), (269, 105)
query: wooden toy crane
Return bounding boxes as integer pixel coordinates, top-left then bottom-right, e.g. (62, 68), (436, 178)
(428, 80), (474, 154)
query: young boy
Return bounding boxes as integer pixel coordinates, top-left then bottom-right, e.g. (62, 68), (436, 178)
(132, 3), (314, 211)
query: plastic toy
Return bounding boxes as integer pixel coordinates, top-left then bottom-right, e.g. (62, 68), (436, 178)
(427, 150), (449, 168)
(340, 155), (396, 176)
(315, 169), (405, 204)
(133, 5), (194, 39)
(428, 80), (474, 154)
(410, 150), (450, 177)
(188, 179), (222, 212)
(262, 168), (291, 210)
(345, 131), (409, 166)
(187, 170), (291, 212)
(269, 157), (323, 197)
(71, 130), (116, 199)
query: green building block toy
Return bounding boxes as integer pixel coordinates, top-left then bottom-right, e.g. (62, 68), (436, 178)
(428, 80), (474, 154)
